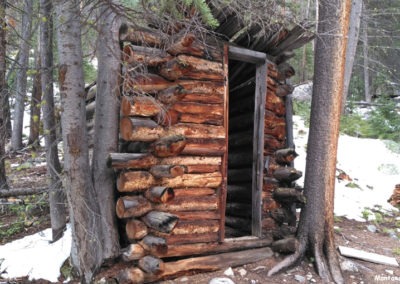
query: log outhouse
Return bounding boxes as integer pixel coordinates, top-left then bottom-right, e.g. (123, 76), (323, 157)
(106, 12), (314, 282)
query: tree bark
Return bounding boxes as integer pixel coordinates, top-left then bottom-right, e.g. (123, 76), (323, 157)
(116, 195), (152, 219)
(0, 0), (8, 189)
(39, 0), (67, 242)
(54, 0), (102, 281)
(92, 1), (121, 261)
(11, 0), (33, 150)
(268, 1), (351, 283)
(28, 46), (41, 148)
(341, 0), (362, 113)
(362, 4), (371, 103)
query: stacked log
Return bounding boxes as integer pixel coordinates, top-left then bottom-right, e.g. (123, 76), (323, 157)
(113, 28), (227, 280)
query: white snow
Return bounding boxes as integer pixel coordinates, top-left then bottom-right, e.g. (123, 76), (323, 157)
(0, 225), (71, 282)
(0, 116), (399, 282)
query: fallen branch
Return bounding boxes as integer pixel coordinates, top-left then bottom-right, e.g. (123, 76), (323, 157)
(0, 187), (48, 198)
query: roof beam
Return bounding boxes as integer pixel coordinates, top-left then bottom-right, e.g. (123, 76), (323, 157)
(228, 45), (266, 64)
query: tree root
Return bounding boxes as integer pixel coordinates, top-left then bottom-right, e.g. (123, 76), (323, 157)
(267, 241), (306, 276)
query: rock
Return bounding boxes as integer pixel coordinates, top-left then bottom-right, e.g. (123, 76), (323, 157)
(180, 276), (189, 282)
(292, 82), (313, 102)
(209, 278), (235, 284)
(224, 267), (234, 277)
(340, 260), (359, 272)
(237, 268), (247, 277)
(252, 266), (266, 271)
(306, 272), (312, 280)
(385, 270), (394, 275)
(294, 275), (305, 283)
(367, 224), (377, 233)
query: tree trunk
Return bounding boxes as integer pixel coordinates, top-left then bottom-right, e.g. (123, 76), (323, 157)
(0, 0), (8, 189)
(341, 0), (362, 113)
(11, 0), (33, 150)
(362, 4), (371, 103)
(92, 0), (121, 261)
(28, 45), (41, 148)
(300, 0), (311, 82)
(268, 0), (351, 283)
(40, 0), (67, 242)
(54, 0), (102, 282)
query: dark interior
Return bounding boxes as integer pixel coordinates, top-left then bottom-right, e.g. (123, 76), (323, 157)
(225, 60), (257, 238)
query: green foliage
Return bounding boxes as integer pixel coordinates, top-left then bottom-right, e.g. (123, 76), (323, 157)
(361, 208), (372, 221)
(384, 140), (400, 154)
(292, 100), (311, 126)
(392, 247), (400, 256)
(83, 59), (97, 83)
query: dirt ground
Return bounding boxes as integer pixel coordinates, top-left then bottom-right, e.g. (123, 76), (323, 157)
(1, 150), (400, 283)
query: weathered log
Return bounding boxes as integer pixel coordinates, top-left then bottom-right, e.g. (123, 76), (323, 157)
(228, 151), (253, 168)
(272, 225), (297, 240)
(172, 102), (223, 116)
(123, 73), (173, 95)
(123, 44), (171, 67)
(160, 172), (222, 188)
(138, 256), (165, 275)
(181, 139), (225, 156)
(156, 85), (224, 105)
(163, 232), (219, 245)
(120, 96), (162, 117)
(116, 195), (152, 218)
(269, 207), (296, 226)
(126, 219), (148, 240)
(119, 25), (166, 47)
(172, 210), (220, 220)
(160, 156), (222, 166)
(273, 187), (306, 204)
(142, 211), (179, 234)
(108, 153), (159, 169)
(264, 156), (281, 175)
(117, 171), (156, 192)
(264, 110), (286, 129)
(144, 186), (175, 203)
(228, 130), (253, 149)
(277, 63), (295, 81)
(264, 125), (286, 142)
(225, 226), (248, 238)
(156, 85), (186, 105)
(167, 32), (223, 62)
(266, 91), (285, 117)
(226, 185), (251, 202)
(177, 112), (224, 126)
(226, 203), (252, 218)
(85, 100), (96, 120)
(0, 187), (48, 198)
(120, 117), (165, 142)
(264, 135), (286, 151)
(276, 84), (294, 97)
(149, 165), (186, 178)
(120, 141), (152, 153)
(159, 55), (224, 81)
(185, 164), (221, 173)
(229, 113), (254, 132)
(261, 217), (277, 230)
(156, 108), (179, 126)
(271, 237), (299, 254)
(168, 220), (219, 235)
(180, 92), (224, 104)
(139, 235), (168, 255)
(121, 244), (147, 261)
(176, 80), (225, 95)
(167, 123), (225, 139)
(263, 177), (280, 192)
(118, 267), (145, 284)
(152, 135), (186, 157)
(262, 197), (281, 212)
(274, 148), (298, 165)
(272, 167), (302, 183)
(173, 187), (216, 197)
(154, 195), (218, 212)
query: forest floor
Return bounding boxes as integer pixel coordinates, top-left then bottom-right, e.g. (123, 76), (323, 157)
(1, 150), (400, 284)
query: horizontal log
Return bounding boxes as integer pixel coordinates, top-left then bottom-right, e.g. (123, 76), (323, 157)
(228, 168), (252, 183)
(228, 130), (253, 149)
(172, 102), (223, 116)
(160, 173), (222, 188)
(264, 110), (286, 129)
(159, 55), (224, 81)
(176, 80), (225, 96)
(156, 85), (224, 105)
(139, 235), (168, 255)
(121, 244), (147, 261)
(225, 226), (248, 238)
(117, 171), (155, 192)
(120, 96), (162, 117)
(180, 92), (224, 104)
(164, 232), (219, 245)
(274, 148), (298, 165)
(154, 195), (218, 212)
(173, 187), (216, 197)
(273, 187), (306, 204)
(116, 195), (152, 218)
(152, 135), (186, 157)
(120, 117), (165, 142)
(123, 44), (171, 67)
(185, 164), (221, 173)
(261, 217), (276, 230)
(176, 112), (224, 126)
(0, 187), (48, 198)
(262, 197), (281, 212)
(86, 100), (96, 120)
(264, 125), (286, 142)
(271, 237), (298, 254)
(277, 63), (295, 81)
(269, 207), (296, 226)
(123, 73), (173, 95)
(118, 268), (145, 284)
(264, 135), (286, 151)
(119, 26), (166, 47)
(142, 211), (179, 234)
(144, 186), (175, 203)
(153, 237), (271, 258)
(272, 167), (302, 183)
(139, 247), (274, 283)
(226, 185), (251, 202)
(167, 32), (223, 62)
(169, 220), (219, 235)
(149, 165), (186, 178)
(138, 256), (165, 275)
(160, 156), (222, 166)
(156, 86), (186, 105)
(126, 219), (148, 240)
(263, 177), (280, 192)
(225, 216), (251, 231)
(167, 123), (225, 139)
(181, 139), (225, 156)
(172, 210), (220, 220)
(266, 90), (285, 116)
(108, 153), (159, 169)
(228, 151), (253, 168)
(120, 141), (152, 153)
(229, 113), (254, 132)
